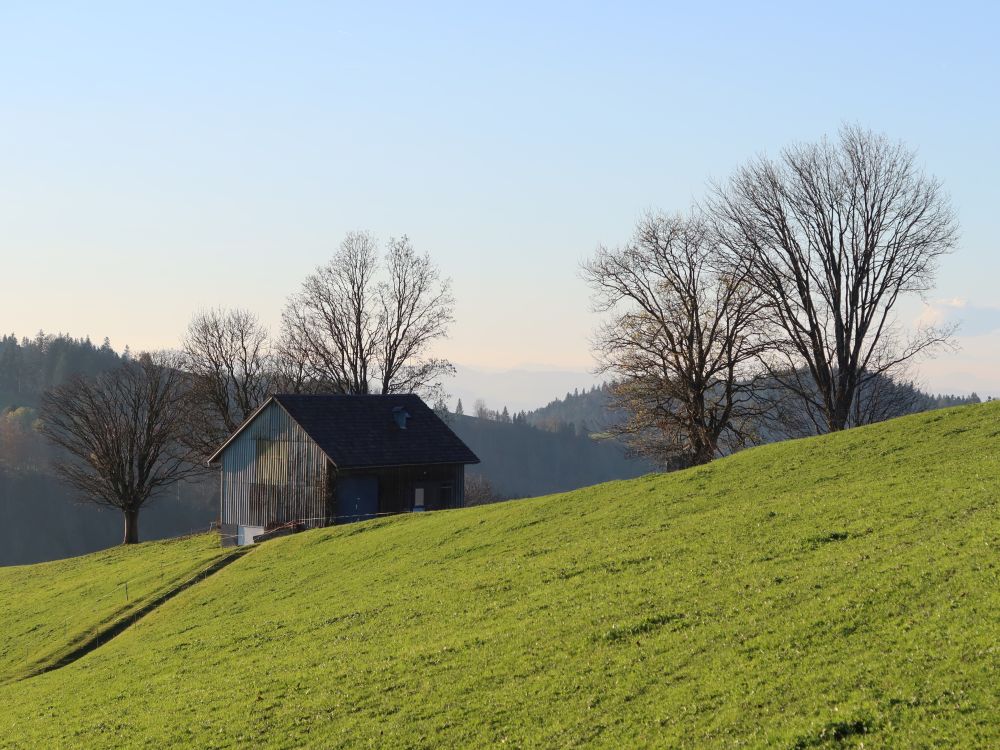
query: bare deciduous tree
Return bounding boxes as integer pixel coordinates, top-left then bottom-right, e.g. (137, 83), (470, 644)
(280, 232), (455, 397)
(182, 308), (272, 458)
(379, 237), (456, 395)
(583, 212), (766, 467)
(39, 354), (199, 544)
(711, 125), (958, 432)
(464, 473), (505, 506)
(473, 399), (489, 420)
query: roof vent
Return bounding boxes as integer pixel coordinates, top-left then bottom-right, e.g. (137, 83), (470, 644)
(392, 406), (411, 430)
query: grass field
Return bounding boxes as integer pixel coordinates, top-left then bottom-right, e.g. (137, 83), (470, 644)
(1, 403), (998, 748)
(0, 534), (236, 685)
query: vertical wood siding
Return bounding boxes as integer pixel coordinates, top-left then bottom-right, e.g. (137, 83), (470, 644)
(220, 402), (330, 528)
(456, 464), (465, 507)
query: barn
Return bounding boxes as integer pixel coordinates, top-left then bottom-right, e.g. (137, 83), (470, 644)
(208, 393), (480, 545)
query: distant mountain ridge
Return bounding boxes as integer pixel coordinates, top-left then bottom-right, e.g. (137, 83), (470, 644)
(445, 364), (598, 414)
(521, 378), (984, 441)
(523, 384), (618, 434)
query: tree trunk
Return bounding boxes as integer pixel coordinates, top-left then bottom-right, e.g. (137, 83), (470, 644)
(690, 446), (715, 467)
(123, 508), (140, 545)
(688, 433), (716, 467)
(828, 398), (852, 432)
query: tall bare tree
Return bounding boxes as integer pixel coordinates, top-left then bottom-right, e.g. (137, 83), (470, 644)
(182, 308), (273, 458)
(39, 354), (199, 544)
(711, 125), (958, 432)
(378, 236), (456, 394)
(280, 232), (455, 397)
(583, 212), (766, 467)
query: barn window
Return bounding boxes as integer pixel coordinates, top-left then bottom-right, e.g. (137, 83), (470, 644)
(255, 439), (289, 485)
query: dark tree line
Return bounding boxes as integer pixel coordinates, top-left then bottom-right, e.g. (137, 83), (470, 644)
(0, 333), (127, 476)
(449, 410), (653, 501)
(525, 385), (614, 434)
(464, 400), (527, 426)
(0, 333), (122, 409)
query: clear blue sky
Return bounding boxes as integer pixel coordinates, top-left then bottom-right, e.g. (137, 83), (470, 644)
(2, 1), (998, 398)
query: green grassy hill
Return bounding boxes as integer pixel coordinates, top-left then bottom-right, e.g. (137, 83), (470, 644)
(1, 403), (998, 748)
(0, 535), (237, 685)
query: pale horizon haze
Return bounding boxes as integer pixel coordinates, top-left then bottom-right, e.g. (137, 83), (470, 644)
(3, 2), (999, 405)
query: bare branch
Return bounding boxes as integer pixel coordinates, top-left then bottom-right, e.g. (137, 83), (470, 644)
(582, 211), (768, 467)
(710, 125), (957, 431)
(39, 353), (202, 544)
(181, 308), (273, 459)
(280, 232), (455, 399)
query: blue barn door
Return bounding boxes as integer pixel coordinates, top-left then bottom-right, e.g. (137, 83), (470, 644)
(335, 476), (379, 524)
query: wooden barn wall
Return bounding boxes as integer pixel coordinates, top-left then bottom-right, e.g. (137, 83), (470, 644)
(364, 463), (466, 515)
(220, 402), (330, 528)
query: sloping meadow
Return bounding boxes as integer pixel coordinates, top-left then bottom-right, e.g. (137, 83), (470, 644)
(1, 403), (998, 748)
(0, 534), (233, 685)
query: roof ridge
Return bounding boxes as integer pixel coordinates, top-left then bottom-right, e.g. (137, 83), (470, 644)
(212, 392), (479, 469)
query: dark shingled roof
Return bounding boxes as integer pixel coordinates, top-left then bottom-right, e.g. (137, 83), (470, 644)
(270, 393), (479, 469)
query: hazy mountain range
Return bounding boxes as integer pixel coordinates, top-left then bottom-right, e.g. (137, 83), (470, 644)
(444, 364), (599, 413)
